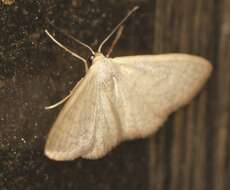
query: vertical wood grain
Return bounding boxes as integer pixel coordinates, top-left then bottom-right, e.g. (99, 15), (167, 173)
(212, 0), (230, 189)
(148, 0), (229, 189)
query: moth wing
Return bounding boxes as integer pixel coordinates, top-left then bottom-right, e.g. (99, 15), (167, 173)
(112, 54), (212, 139)
(81, 65), (123, 159)
(45, 66), (123, 160)
(45, 73), (98, 161)
(81, 86), (123, 159)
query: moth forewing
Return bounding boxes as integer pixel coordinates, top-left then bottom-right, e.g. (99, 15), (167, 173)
(44, 71), (97, 161)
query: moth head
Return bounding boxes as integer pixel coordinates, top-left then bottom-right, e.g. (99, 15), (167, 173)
(88, 55), (95, 65)
(89, 52), (105, 65)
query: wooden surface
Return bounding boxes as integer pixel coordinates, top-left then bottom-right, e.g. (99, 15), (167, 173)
(150, 0), (230, 190)
(0, 0), (229, 190)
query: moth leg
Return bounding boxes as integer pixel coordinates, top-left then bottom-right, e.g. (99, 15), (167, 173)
(45, 78), (83, 110)
(106, 25), (124, 57)
(45, 93), (72, 110)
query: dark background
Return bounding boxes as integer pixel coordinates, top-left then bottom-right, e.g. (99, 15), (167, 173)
(0, 0), (229, 190)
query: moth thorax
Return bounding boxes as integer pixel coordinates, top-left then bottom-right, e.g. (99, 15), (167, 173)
(92, 53), (105, 64)
(92, 60), (116, 90)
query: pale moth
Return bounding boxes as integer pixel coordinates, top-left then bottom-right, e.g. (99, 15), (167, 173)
(44, 6), (212, 161)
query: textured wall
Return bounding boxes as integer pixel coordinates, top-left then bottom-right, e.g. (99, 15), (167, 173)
(0, 0), (229, 190)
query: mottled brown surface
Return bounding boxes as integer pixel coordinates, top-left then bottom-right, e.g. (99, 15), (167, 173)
(0, 0), (229, 190)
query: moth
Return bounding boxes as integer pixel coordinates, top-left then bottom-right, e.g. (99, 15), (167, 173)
(44, 6), (212, 161)
(1, 0), (15, 5)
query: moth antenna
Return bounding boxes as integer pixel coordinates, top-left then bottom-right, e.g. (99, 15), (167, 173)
(98, 6), (139, 53)
(106, 25), (124, 57)
(45, 30), (89, 73)
(50, 25), (95, 55)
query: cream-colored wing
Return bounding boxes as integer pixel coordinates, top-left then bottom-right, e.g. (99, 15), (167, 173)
(45, 72), (98, 161)
(45, 64), (123, 160)
(112, 53), (212, 140)
(81, 83), (123, 159)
